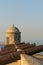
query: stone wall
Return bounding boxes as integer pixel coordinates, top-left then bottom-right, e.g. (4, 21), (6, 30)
(7, 54), (43, 65)
(6, 60), (21, 65)
(21, 54), (43, 65)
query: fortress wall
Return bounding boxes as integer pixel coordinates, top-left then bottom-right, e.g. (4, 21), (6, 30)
(6, 59), (21, 65)
(21, 54), (30, 65)
(21, 54), (43, 65)
(6, 54), (43, 65)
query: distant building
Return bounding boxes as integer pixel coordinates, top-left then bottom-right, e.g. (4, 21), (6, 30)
(6, 24), (21, 45)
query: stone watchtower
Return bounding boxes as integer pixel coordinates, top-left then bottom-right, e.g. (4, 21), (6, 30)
(6, 25), (21, 45)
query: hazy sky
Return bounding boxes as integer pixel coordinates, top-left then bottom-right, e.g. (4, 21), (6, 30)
(0, 0), (43, 42)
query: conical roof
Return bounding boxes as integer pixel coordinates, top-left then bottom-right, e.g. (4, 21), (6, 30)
(6, 24), (20, 33)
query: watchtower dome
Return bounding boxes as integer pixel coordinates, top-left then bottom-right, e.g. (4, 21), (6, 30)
(6, 24), (21, 44)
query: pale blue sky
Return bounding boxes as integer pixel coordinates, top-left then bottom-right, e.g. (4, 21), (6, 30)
(0, 0), (43, 43)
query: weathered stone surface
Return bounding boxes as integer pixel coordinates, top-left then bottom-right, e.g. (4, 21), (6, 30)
(7, 54), (43, 65)
(6, 25), (21, 44)
(21, 54), (43, 65)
